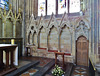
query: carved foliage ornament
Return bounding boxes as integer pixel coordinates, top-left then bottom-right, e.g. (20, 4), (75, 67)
(76, 20), (89, 40)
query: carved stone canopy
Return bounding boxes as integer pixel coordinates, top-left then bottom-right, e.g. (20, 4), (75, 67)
(76, 20), (89, 40)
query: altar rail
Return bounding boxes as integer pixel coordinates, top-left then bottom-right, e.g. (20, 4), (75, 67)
(0, 38), (23, 58)
(89, 58), (96, 76)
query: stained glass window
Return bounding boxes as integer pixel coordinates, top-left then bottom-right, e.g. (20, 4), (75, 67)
(69, 0), (80, 13)
(58, 0), (68, 14)
(47, 0), (56, 15)
(0, 0), (9, 10)
(38, 0), (81, 16)
(38, 0), (46, 16)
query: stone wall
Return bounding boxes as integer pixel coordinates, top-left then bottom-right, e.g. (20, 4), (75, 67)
(27, 13), (90, 63)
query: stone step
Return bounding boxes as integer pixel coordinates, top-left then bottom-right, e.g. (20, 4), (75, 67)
(5, 61), (39, 76)
(33, 59), (55, 76)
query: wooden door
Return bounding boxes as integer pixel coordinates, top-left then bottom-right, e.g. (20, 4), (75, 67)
(76, 36), (89, 66)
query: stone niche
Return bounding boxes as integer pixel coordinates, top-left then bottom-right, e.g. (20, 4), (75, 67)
(39, 26), (47, 48)
(60, 25), (71, 53)
(48, 26), (58, 51)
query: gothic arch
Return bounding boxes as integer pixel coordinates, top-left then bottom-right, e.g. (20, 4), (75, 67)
(33, 31), (37, 46)
(28, 31), (32, 44)
(48, 24), (59, 35)
(38, 26), (47, 48)
(48, 14), (58, 29)
(48, 25), (58, 51)
(60, 23), (71, 34)
(38, 16), (46, 29)
(60, 24), (72, 53)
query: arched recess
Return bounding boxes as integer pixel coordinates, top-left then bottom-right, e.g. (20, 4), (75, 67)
(60, 25), (71, 53)
(48, 26), (58, 51)
(38, 26), (47, 48)
(6, 18), (13, 37)
(33, 31), (37, 46)
(28, 31), (32, 44)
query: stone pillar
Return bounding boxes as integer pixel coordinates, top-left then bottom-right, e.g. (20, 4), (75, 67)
(72, 28), (76, 62)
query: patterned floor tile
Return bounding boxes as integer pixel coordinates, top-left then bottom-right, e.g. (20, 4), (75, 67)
(71, 66), (89, 76)
(28, 69), (37, 73)
(21, 73), (30, 76)
(20, 69), (38, 76)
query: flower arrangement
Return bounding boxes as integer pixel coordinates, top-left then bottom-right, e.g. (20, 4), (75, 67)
(52, 65), (65, 76)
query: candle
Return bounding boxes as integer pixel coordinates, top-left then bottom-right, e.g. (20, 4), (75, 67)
(11, 39), (14, 44)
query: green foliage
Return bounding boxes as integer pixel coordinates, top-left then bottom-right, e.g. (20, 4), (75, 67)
(52, 65), (65, 76)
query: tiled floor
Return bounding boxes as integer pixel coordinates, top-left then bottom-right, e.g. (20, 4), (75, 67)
(71, 66), (89, 76)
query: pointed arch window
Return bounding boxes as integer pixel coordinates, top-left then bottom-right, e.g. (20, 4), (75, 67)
(38, 0), (46, 16)
(47, 0), (56, 15)
(58, 0), (68, 14)
(38, 0), (81, 16)
(69, 0), (80, 13)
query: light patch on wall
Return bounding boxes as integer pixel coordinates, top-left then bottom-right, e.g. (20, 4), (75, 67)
(39, 28), (47, 48)
(48, 27), (58, 50)
(33, 33), (37, 46)
(6, 19), (13, 37)
(60, 25), (71, 53)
